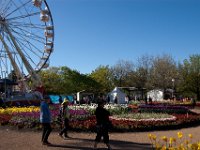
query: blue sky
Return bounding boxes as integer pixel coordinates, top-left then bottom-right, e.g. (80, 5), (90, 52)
(47, 0), (200, 74)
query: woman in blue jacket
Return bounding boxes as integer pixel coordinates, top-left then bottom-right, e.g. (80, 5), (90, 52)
(40, 95), (52, 145)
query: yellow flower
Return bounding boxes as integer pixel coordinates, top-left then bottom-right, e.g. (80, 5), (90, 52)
(148, 134), (156, 141)
(185, 140), (189, 145)
(162, 136), (168, 142)
(169, 137), (176, 145)
(188, 134), (193, 139)
(189, 143), (198, 150)
(152, 134), (157, 141)
(177, 132), (183, 139)
(161, 146), (167, 150)
(155, 143), (161, 149)
(177, 144), (186, 150)
(148, 134), (152, 140)
(0, 106), (39, 115)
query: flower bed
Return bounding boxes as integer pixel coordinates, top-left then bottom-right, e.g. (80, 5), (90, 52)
(0, 103), (200, 132)
(0, 114), (12, 125)
(110, 117), (177, 131)
(110, 113), (177, 131)
(139, 104), (190, 114)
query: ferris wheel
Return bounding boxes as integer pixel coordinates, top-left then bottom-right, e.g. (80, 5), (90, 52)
(0, 0), (54, 91)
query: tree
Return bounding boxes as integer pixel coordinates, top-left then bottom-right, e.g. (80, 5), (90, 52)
(90, 65), (113, 94)
(59, 66), (100, 94)
(149, 54), (178, 91)
(178, 54), (200, 100)
(134, 55), (154, 89)
(40, 66), (100, 95)
(110, 59), (135, 87)
(40, 67), (63, 94)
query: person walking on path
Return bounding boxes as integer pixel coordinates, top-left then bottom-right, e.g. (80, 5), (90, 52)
(40, 95), (52, 146)
(94, 100), (112, 150)
(57, 95), (63, 130)
(58, 98), (70, 139)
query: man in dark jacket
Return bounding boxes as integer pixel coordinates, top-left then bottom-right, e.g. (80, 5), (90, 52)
(94, 100), (112, 150)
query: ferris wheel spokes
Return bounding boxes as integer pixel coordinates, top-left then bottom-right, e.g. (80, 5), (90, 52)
(4, 25), (42, 86)
(0, 33), (28, 91)
(0, 0), (54, 92)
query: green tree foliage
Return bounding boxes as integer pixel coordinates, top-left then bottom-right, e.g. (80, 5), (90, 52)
(90, 65), (113, 94)
(178, 54), (200, 100)
(40, 66), (100, 95)
(40, 67), (63, 94)
(38, 54), (199, 101)
(59, 66), (99, 94)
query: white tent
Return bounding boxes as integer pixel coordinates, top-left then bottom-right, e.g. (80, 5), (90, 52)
(108, 87), (126, 104)
(147, 89), (163, 101)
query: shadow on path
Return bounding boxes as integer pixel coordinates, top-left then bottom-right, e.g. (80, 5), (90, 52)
(48, 144), (92, 150)
(49, 137), (152, 150)
(110, 139), (152, 150)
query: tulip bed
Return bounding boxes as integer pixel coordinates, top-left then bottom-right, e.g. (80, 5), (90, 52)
(139, 105), (190, 114)
(0, 102), (200, 132)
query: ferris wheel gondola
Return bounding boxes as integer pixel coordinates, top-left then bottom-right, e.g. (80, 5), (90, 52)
(0, 0), (54, 91)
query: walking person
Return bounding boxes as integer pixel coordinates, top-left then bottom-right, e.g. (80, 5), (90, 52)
(58, 98), (70, 139)
(57, 95), (63, 130)
(94, 100), (112, 150)
(40, 95), (52, 146)
(58, 95), (62, 104)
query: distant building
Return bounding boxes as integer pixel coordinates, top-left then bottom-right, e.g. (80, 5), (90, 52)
(147, 89), (164, 101)
(108, 87), (126, 104)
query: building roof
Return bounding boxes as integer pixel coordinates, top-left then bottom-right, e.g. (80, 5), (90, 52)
(118, 87), (146, 91)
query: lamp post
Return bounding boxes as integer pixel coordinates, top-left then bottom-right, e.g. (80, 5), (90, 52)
(172, 78), (175, 99)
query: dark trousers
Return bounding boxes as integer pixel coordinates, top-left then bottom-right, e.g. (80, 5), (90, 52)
(95, 125), (109, 144)
(42, 123), (52, 142)
(59, 118), (69, 137)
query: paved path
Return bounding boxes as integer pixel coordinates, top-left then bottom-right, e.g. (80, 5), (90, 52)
(1, 125), (200, 150)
